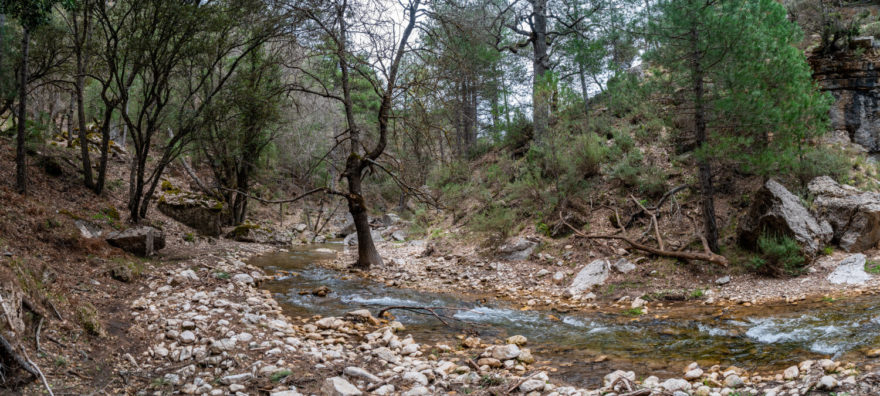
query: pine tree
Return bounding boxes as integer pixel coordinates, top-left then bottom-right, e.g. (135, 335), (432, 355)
(645, 0), (831, 252)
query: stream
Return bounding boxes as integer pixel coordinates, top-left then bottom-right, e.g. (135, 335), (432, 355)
(249, 244), (880, 388)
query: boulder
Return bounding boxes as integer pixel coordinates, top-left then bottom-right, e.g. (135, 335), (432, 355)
(106, 226), (165, 256)
(737, 179), (832, 258)
(226, 224), (271, 244)
(808, 176), (880, 252)
(827, 254), (872, 285)
(391, 230), (408, 241)
(497, 237), (538, 261)
(157, 199), (225, 236)
(612, 258), (636, 274)
(382, 213), (402, 227)
(343, 231), (384, 246)
(565, 259), (609, 297)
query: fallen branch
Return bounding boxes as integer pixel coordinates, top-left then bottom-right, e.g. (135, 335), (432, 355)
(560, 213), (728, 266)
(20, 347), (53, 396)
(376, 306), (470, 327)
(0, 334), (38, 382)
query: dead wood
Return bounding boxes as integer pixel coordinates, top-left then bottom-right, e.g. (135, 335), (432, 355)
(560, 213), (728, 266)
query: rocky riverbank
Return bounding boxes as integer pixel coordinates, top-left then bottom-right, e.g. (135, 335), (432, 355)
(113, 242), (880, 395)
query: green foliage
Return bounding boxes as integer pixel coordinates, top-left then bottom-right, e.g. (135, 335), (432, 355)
(865, 260), (880, 275)
(622, 307), (643, 316)
(77, 303), (104, 337)
(747, 233), (807, 277)
(470, 204), (517, 241)
(822, 246), (834, 256)
(270, 370), (292, 382)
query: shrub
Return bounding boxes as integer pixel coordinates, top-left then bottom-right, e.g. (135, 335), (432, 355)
(791, 148), (849, 187)
(77, 303), (104, 337)
(470, 204), (517, 241)
(747, 233), (806, 277)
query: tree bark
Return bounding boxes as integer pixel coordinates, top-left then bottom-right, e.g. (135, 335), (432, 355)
(66, 92), (74, 147)
(578, 60), (590, 115)
(15, 27), (29, 195)
(531, 0), (550, 140)
(75, 1), (94, 190)
(691, 26), (720, 253)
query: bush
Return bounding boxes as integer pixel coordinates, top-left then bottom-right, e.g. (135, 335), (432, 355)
(791, 148), (849, 187)
(470, 204), (517, 241)
(747, 233), (807, 277)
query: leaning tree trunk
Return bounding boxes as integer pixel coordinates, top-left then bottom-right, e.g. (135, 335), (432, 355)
(691, 28), (720, 253)
(15, 28), (29, 195)
(347, 170), (383, 268)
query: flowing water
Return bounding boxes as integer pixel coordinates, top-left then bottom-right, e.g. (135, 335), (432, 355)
(249, 244), (880, 387)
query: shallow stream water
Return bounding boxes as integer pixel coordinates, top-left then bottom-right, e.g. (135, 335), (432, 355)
(249, 244), (880, 387)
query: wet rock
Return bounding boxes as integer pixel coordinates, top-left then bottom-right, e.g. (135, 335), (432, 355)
(321, 376), (362, 396)
(827, 254), (871, 285)
(497, 237), (538, 261)
(565, 259), (609, 297)
(506, 335), (527, 346)
(809, 176), (880, 252)
(737, 179), (832, 259)
(312, 285), (331, 297)
(106, 226), (166, 256)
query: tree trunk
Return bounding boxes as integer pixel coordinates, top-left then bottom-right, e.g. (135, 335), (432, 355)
(127, 150), (145, 223)
(347, 172), (383, 268)
(531, 0), (550, 140)
(15, 28), (29, 195)
(94, 106), (113, 194)
(76, 7), (94, 190)
(578, 60), (590, 115)
(691, 27), (720, 253)
(66, 92), (74, 147)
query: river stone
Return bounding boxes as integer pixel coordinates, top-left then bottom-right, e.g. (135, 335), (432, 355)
(343, 367), (381, 384)
(715, 275), (731, 285)
(817, 375), (838, 390)
(373, 347), (399, 364)
(220, 373), (253, 385)
(552, 271), (566, 285)
(519, 379), (545, 393)
(783, 365), (799, 380)
(723, 374), (744, 388)
(809, 176), (880, 251)
(566, 259), (609, 297)
(232, 273), (254, 284)
(322, 377), (362, 396)
(179, 330), (196, 344)
(402, 371), (428, 386)
(498, 237), (538, 261)
(827, 254), (871, 285)
(402, 386), (429, 396)
(684, 368), (703, 380)
(373, 385), (395, 395)
(661, 378), (691, 392)
(603, 370), (635, 388)
(737, 179), (832, 259)
(491, 344), (521, 360)
(506, 335), (527, 346)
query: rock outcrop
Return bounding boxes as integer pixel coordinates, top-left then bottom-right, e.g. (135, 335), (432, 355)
(738, 179), (832, 258)
(106, 226), (166, 256)
(157, 198), (226, 237)
(808, 176), (880, 252)
(812, 58), (880, 152)
(827, 254), (872, 285)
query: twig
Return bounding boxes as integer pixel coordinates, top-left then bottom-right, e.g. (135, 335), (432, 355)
(560, 213), (728, 266)
(46, 335), (67, 347)
(505, 372), (539, 394)
(35, 317), (44, 354)
(376, 306), (470, 327)
(47, 300), (63, 321)
(20, 347), (53, 396)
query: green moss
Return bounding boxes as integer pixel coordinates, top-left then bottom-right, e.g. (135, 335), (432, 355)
(77, 303), (104, 336)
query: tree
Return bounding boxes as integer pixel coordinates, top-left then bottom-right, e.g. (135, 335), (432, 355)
(93, 0), (279, 222)
(490, 0), (600, 140)
(292, 0), (421, 268)
(1, 0), (71, 195)
(645, 0), (831, 252)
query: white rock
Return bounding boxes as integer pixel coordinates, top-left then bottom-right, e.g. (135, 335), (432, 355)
(783, 365), (799, 380)
(491, 344), (521, 360)
(402, 386), (429, 396)
(684, 368), (703, 380)
(566, 259), (609, 297)
(661, 378), (691, 392)
(232, 273), (255, 284)
(321, 377), (362, 396)
(402, 371), (428, 386)
(817, 375), (838, 390)
(343, 367), (381, 383)
(603, 370), (635, 388)
(180, 331), (196, 344)
(827, 254), (871, 285)
(220, 373), (253, 385)
(519, 379), (545, 393)
(372, 385), (395, 395)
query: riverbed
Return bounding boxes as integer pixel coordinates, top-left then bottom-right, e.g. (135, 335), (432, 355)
(249, 244), (880, 388)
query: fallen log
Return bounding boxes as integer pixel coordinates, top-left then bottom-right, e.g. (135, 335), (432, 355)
(560, 213), (728, 266)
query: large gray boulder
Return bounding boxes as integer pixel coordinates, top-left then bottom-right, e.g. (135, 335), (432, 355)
(106, 226), (166, 256)
(808, 176), (880, 252)
(565, 259), (609, 297)
(157, 199), (225, 236)
(343, 230), (384, 246)
(738, 179), (832, 258)
(498, 237), (538, 261)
